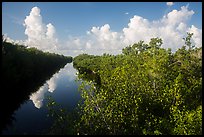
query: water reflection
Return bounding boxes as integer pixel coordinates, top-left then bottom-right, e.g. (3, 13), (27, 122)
(29, 71), (60, 109)
(47, 74), (58, 93)
(2, 62), (81, 135)
(0, 62), (70, 134)
(30, 83), (48, 109)
(29, 63), (77, 109)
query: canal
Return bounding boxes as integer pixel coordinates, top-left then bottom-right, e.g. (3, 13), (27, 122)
(2, 63), (81, 135)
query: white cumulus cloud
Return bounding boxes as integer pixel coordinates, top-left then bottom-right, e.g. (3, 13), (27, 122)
(62, 4), (201, 56)
(89, 24), (122, 50)
(61, 24), (124, 56)
(166, 2), (174, 6)
(23, 6), (58, 52)
(5, 5), (202, 56)
(188, 25), (202, 47)
(3, 34), (26, 45)
(122, 5), (201, 51)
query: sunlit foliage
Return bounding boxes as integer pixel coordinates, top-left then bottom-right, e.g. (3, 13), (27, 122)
(73, 33), (202, 135)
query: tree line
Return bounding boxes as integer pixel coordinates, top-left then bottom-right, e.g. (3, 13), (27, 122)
(1, 36), (72, 133)
(72, 33), (202, 135)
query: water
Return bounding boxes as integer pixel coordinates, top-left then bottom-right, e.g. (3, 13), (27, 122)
(2, 63), (81, 135)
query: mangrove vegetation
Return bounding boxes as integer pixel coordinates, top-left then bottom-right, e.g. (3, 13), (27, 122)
(72, 33), (202, 135)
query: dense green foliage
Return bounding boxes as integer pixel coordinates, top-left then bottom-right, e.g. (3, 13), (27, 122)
(44, 96), (78, 135)
(73, 33), (202, 135)
(1, 37), (72, 133)
(2, 40), (72, 90)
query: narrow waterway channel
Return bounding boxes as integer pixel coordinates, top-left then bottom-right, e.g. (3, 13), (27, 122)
(2, 63), (81, 135)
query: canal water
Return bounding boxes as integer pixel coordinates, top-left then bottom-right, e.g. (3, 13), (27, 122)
(2, 63), (81, 135)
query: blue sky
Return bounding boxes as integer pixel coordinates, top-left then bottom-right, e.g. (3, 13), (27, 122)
(2, 2), (202, 40)
(2, 2), (202, 56)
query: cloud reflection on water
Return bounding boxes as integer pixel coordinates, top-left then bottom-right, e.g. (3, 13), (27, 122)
(29, 83), (48, 109)
(29, 63), (77, 109)
(47, 73), (59, 93)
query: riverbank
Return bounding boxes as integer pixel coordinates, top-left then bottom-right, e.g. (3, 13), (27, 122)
(1, 40), (72, 134)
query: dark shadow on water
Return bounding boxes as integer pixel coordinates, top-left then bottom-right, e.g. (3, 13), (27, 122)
(0, 62), (71, 134)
